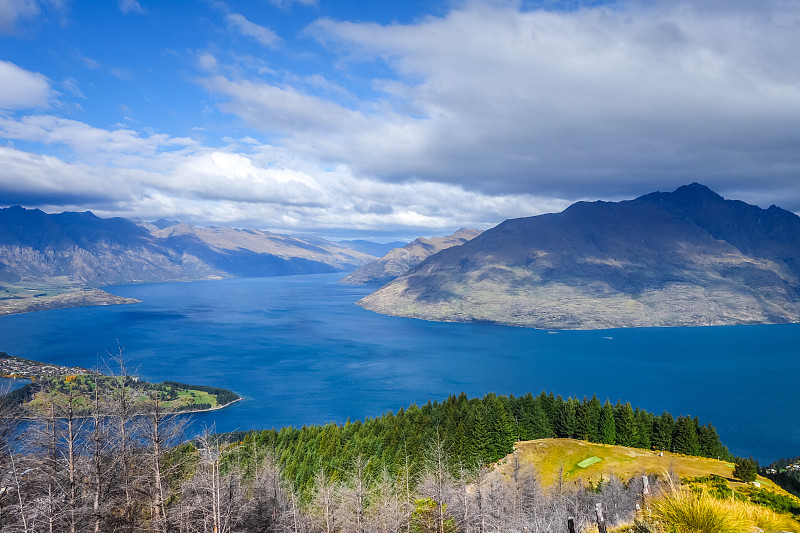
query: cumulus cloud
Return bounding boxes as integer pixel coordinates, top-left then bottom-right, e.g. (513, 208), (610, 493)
(0, 60), (52, 109)
(0, 146), (133, 205)
(0, 110), (561, 235)
(226, 13), (281, 48)
(0, 115), (197, 158)
(198, 0), (800, 210)
(4, 0), (800, 237)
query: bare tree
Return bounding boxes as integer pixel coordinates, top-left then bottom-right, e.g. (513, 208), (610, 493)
(474, 461), (489, 533)
(336, 454), (371, 533)
(368, 465), (406, 533)
(105, 345), (138, 530)
(61, 384), (85, 533)
(6, 452), (32, 533)
(242, 449), (293, 533)
(0, 381), (25, 530)
(136, 388), (187, 532)
(417, 430), (455, 533)
(88, 377), (117, 533)
(182, 429), (247, 533)
(310, 466), (338, 533)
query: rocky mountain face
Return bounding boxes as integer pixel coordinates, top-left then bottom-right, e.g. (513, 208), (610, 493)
(358, 184), (800, 329)
(0, 207), (374, 287)
(339, 228), (482, 285)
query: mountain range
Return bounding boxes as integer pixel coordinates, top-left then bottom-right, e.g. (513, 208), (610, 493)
(339, 228), (482, 285)
(0, 206), (375, 314)
(358, 184), (800, 329)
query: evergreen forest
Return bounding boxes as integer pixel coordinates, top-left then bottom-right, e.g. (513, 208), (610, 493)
(0, 372), (751, 533)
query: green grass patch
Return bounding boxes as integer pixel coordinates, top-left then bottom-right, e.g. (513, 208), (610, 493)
(577, 456), (602, 468)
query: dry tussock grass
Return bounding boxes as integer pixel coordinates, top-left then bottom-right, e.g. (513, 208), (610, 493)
(614, 484), (800, 533)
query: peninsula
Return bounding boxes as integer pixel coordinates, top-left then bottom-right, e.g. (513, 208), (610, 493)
(0, 352), (240, 415)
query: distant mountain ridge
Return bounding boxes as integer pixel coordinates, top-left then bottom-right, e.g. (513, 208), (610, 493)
(337, 239), (407, 258)
(339, 228), (482, 285)
(0, 207), (373, 287)
(358, 184), (800, 329)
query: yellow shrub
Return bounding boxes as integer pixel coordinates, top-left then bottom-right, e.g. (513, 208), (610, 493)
(649, 489), (747, 533)
(635, 487), (800, 533)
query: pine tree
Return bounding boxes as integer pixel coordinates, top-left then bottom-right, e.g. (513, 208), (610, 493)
(733, 456), (759, 482)
(516, 393), (536, 440)
(538, 391), (557, 427)
(671, 415), (700, 456)
(583, 395), (602, 442)
(698, 423), (728, 460)
(555, 398), (577, 438)
(634, 408), (652, 449)
(614, 402), (638, 447)
(486, 396), (516, 460)
(599, 401), (617, 445)
(468, 404), (490, 463)
(527, 398), (554, 439)
(652, 411), (674, 451)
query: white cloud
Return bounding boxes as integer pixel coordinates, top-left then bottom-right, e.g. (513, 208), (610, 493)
(226, 13), (281, 48)
(198, 0), (800, 207)
(164, 151), (327, 205)
(0, 0), (39, 33)
(0, 111), (563, 235)
(118, 0), (144, 15)
(268, 0), (316, 10)
(0, 115), (197, 158)
(0, 146), (134, 202)
(197, 52), (218, 72)
(61, 77), (84, 98)
(4, 1), (800, 236)
(110, 67), (133, 80)
(0, 60), (52, 109)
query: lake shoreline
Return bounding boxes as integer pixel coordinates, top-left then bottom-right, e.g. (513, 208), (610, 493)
(1, 273), (797, 463)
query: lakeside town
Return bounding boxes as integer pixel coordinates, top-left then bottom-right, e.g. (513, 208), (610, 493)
(0, 352), (98, 380)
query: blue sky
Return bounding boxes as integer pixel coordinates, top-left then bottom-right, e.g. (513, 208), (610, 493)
(1, 0), (799, 240)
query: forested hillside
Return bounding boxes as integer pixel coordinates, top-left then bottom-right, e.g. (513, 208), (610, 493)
(4, 385), (790, 533)
(223, 392), (731, 495)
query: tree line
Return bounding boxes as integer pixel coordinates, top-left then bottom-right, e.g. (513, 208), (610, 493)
(0, 367), (735, 532)
(222, 391), (731, 496)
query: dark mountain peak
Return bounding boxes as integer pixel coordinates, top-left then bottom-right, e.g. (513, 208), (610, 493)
(152, 218), (180, 229)
(359, 185), (800, 330)
(672, 182), (722, 200)
(636, 182), (724, 207)
(0, 205), (46, 218)
(55, 210), (100, 221)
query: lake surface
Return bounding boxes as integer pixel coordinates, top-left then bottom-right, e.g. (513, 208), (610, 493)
(0, 273), (798, 462)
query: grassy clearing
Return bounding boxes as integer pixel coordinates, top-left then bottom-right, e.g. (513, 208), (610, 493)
(494, 439), (793, 498)
(175, 388), (218, 408)
(492, 439), (800, 532)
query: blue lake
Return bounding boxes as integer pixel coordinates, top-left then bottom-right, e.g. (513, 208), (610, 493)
(0, 273), (798, 463)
